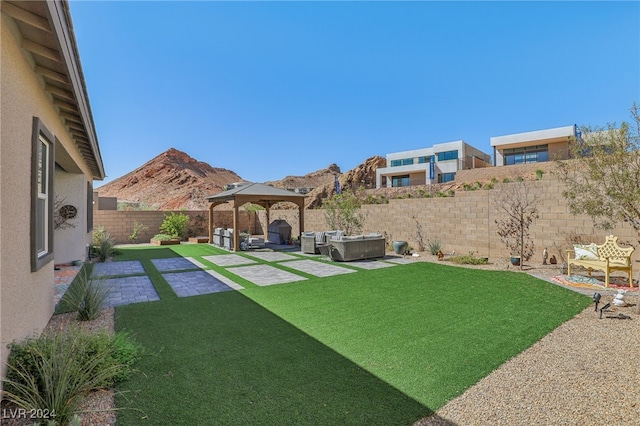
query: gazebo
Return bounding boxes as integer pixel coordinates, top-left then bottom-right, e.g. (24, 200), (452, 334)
(205, 183), (306, 252)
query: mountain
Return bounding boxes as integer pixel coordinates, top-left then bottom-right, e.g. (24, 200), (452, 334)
(96, 148), (244, 210)
(96, 149), (386, 210)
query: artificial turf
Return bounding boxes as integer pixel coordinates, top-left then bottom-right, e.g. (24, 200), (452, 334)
(112, 245), (590, 425)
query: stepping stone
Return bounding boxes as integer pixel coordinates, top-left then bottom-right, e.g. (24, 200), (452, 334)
(205, 270), (244, 290)
(244, 252), (298, 262)
(228, 264), (306, 286)
(284, 260), (357, 278)
(185, 257), (207, 269)
(151, 257), (198, 272)
(163, 270), (237, 297)
(203, 254), (257, 267)
(348, 259), (396, 270)
(102, 276), (160, 307)
(92, 260), (145, 277)
(383, 257), (416, 265)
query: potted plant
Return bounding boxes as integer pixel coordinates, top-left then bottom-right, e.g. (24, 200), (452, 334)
(392, 240), (409, 255)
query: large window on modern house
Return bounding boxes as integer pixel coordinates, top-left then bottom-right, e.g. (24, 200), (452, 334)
(418, 156), (432, 163)
(503, 145), (549, 165)
(31, 118), (55, 271)
(438, 172), (456, 183)
(392, 175), (410, 187)
(436, 150), (458, 161)
(390, 158), (414, 167)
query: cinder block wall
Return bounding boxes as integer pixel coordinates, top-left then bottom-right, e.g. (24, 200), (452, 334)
(94, 170), (639, 266)
(94, 210), (254, 244)
(277, 174), (639, 264)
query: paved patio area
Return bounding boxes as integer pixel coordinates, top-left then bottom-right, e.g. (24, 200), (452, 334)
(163, 270), (237, 297)
(227, 264), (307, 286)
(152, 257), (200, 272)
(93, 260), (145, 276)
(102, 275), (160, 307)
(282, 259), (358, 278)
(55, 250), (413, 308)
(202, 254), (257, 267)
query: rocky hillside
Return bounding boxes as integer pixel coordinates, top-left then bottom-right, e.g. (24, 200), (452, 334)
(305, 156), (386, 208)
(96, 148), (387, 210)
(96, 148), (244, 210)
(265, 163), (341, 191)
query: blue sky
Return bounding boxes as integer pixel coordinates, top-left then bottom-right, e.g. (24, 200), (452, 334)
(68, 1), (640, 186)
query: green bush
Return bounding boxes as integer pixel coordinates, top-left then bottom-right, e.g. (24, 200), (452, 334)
(59, 266), (110, 321)
(128, 221), (148, 243)
(3, 329), (143, 425)
(92, 226), (116, 262)
(159, 211), (189, 239)
(535, 169), (545, 180)
(449, 254), (489, 265)
(427, 239), (442, 255)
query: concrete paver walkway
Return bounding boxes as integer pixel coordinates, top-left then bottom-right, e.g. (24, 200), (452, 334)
(163, 270), (236, 297)
(348, 259), (397, 270)
(244, 252), (299, 262)
(203, 254), (257, 267)
(151, 257), (200, 272)
(93, 260), (145, 276)
(102, 275), (160, 307)
(73, 251), (410, 308)
(228, 264), (307, 286)
(283, 259), (357, 278)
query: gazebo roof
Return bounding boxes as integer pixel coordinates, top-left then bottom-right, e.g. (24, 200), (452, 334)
(205, 182), (306, 204)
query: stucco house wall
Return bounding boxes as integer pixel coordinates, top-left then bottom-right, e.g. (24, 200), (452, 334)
(1, 2), (104, 381)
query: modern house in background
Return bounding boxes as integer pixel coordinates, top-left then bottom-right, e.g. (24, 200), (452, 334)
(1, 0), (105, 379)
(376, 141), (491, 188)
(491, 124), (580, 166)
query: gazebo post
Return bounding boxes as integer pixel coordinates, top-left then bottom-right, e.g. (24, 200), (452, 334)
(264, 202), (270, 242)
(298, 200), (305, 240)
(233, 200), (239, 252)
(208, 203), (214, 244)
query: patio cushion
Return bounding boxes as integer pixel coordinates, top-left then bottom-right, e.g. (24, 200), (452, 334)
(574, 243), (599, 260)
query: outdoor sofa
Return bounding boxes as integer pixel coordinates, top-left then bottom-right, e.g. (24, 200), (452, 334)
(301, 230), (344, 254)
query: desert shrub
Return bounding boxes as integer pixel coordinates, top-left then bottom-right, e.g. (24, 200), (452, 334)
(159, 211), (189, 239)
(427, 239), (442, 255)
(91, 226), (116, 262)
(449, 254), (489, 265)
(59, 266), (110, 321)
(502, 177), (511, 183)
(535, 169), (545, 180)
(128, 221), (148, 243)
(3, 329), (143, 425)
(324, 190), (366, 235)
(462, 183), (476, 191)
(484, 182), (495, 190)
(91, 225), (109, 247)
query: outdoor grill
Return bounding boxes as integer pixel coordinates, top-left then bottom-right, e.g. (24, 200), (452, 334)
(267, 220), (291, 244)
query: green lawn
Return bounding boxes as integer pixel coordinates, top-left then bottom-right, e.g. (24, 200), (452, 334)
(113, 245), (590, 425)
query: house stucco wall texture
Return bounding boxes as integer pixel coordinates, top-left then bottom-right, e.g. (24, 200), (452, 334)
(1, 16), (55, 376)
